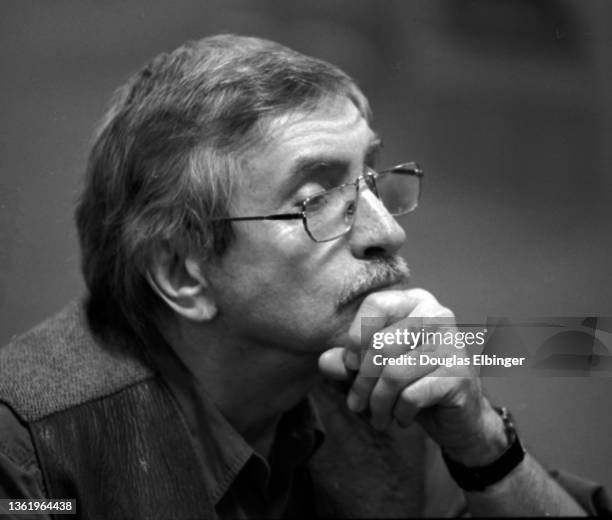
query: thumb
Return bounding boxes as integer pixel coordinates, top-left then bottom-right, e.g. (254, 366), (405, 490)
(318, 347), (352, 381)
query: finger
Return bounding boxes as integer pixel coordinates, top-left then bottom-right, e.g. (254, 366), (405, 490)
(347, 332), (435, 413)
(408, 298), (455, 329)
(346, 291), (447, 413)
(393, 375), (455, 427)
(346, 288), (438, 354)
(368, 352), (437, 429)
(318, 347), (352, 381)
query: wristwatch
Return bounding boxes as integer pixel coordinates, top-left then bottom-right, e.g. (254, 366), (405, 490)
(442, 406), (526, 491)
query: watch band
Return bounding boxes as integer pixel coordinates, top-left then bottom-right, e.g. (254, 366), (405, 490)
(442, 407), (526, 491)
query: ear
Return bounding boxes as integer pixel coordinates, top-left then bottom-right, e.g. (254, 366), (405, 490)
(146, 246), (217, 322)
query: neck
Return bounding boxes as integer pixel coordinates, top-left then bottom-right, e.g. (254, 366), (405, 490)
(163, 320), (320, 457)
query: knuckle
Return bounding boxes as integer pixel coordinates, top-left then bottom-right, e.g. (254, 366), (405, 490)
(347, 327), (362, 346)
(371, 379), (395, 405)
(434, 306), (455, 318)
(361, 290), (398, 313)
(398, 385), (418, 409)
(361, 291), (385, 309)
(407, 287), (436, 303)
(382, 362), (413, 384)
(351, 376), (375, 399)
(459, 375), (476, 392)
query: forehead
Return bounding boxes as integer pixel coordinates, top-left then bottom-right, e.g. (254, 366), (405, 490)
(238, 98), (376, 210)
(262, 97), (372, 151)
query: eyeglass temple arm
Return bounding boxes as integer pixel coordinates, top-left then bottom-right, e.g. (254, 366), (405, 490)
(210, 163), (423, 223)
(212, 213), (303, 222)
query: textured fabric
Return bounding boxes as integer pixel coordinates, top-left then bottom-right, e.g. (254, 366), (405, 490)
(2, 398), (612, 518)
(0, 399), (323, 520)
(0, 405), (48, 506)
(31, 379), (214, 520)
(143, 325), (326, 516)
(551, 469), (612, 517)
(0, 301), (152, 421)
(309, 380), (429, 518)
(213, 399), (324, 519)
(1, 300), (611, 518)
(0, 300), (432, 517)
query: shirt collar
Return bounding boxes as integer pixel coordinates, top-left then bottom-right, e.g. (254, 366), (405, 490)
(145, 336), (325, 506)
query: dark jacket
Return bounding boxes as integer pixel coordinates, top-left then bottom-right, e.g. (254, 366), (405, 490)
(1, 301), (608, 518)
(0, 301), (466, 518)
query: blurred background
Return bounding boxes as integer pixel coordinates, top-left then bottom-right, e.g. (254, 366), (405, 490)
(1, 0), (611, 493)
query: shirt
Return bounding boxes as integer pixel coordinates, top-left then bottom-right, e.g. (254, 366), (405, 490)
(0, 340), (325, 520)
(1, 322), (611, 518)
(145, 338), (326, 519)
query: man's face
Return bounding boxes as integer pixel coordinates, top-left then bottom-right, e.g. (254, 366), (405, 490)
(206, 97), (409, 354)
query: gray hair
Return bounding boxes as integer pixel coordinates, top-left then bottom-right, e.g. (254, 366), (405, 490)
(75, 34), (371, 342)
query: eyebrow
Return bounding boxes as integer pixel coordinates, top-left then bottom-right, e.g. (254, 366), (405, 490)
(289, 134), (384, 179)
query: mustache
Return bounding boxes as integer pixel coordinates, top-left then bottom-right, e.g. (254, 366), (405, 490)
(336, 256), (410, 308)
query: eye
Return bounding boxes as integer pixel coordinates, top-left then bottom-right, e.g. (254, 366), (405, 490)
(292, 183), (327, 209)
(304, 192), (329, 213)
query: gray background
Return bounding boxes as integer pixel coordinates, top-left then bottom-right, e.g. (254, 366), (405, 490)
(1, 0), (611, 493)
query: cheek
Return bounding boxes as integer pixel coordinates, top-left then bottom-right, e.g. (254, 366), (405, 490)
(212, 228), (358, 348)
(234, 220), (310, 265)
(223, 224), (348, 304)
(217, 224), (310, 298)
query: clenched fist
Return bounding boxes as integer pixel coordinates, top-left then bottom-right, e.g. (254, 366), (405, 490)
(319, 288), (508, 466)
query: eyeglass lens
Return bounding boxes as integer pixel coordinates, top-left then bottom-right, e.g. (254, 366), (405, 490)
(304, 170), (420, 242)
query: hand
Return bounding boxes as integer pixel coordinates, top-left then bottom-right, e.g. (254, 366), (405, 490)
(319, 288), (507, 466)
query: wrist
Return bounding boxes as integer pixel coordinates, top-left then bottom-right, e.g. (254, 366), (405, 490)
(443, 406), (526, 492)
(443, 399), (508, 466)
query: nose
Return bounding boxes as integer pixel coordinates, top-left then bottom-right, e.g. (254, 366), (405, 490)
(348, 186), (406, 259)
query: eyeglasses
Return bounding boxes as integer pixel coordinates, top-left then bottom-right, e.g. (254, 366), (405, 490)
(212, 162), (423, 243)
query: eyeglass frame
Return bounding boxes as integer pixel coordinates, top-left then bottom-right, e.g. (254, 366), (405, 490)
(208, 161), (424, 243)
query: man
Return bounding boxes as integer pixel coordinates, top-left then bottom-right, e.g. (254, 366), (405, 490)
(0, 34), (608, 518)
